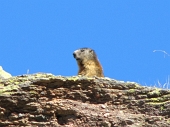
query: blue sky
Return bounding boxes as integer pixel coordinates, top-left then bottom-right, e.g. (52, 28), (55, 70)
(0, 1), (170, 88)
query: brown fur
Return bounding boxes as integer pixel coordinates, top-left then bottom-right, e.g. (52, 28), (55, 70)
(73, 48), (104, 77)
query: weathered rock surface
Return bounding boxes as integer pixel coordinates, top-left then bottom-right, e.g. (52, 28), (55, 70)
(0, 73), (170, 127)
(0, 66), (12, 79)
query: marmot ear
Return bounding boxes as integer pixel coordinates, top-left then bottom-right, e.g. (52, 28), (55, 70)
(80, 49), (85, 52)
(89, 49), (93, 53)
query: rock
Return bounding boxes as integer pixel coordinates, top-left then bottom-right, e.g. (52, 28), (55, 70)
(0, 66), (12, 79)
(0, 73), (170, 126)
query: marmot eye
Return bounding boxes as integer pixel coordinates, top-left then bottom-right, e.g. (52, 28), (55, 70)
(81, 49), (84, 52)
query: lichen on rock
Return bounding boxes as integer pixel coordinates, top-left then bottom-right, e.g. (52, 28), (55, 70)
(0, 73), (170, 126)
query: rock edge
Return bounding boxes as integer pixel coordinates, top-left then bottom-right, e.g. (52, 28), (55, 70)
(0, 73), (170, 126)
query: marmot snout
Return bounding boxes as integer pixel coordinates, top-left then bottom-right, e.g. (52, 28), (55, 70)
(73, 48), (104, 77)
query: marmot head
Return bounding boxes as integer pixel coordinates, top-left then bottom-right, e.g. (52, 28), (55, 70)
(73, 47), (104, 77)
(73, 48), (97, 62)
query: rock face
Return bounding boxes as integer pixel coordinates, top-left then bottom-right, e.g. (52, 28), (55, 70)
(0, 66), (12, 79)
(0, 73), (170, 127)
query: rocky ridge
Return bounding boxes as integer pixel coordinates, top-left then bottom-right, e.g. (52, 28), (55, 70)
(0, 73), (170, 127)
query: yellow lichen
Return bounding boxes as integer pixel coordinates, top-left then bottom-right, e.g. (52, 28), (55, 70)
(0, 84), (19, 95)
(29, 91), (38, 94)
(148, 89), (161, 96)
(128, 89), (135, 93)
(146, 100), (170, 105)
(67, 77), (79, 81)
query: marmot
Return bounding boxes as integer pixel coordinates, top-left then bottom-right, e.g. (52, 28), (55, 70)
(73, 48), (104, 77)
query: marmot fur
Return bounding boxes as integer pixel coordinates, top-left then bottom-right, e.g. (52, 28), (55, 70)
(73, 48), (104, 77)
